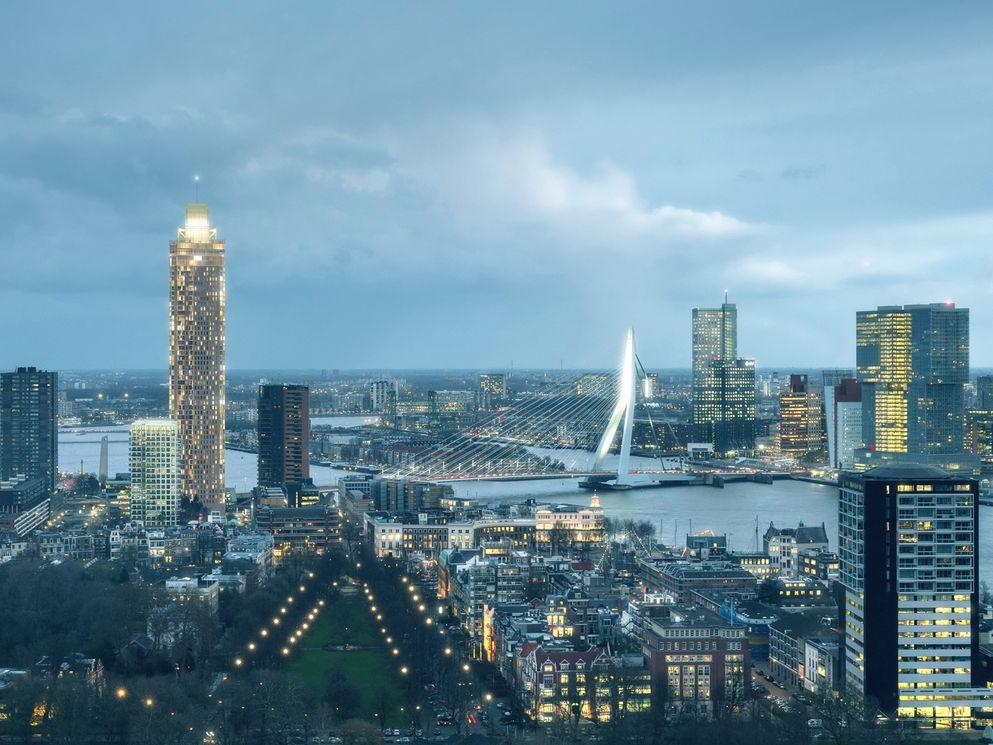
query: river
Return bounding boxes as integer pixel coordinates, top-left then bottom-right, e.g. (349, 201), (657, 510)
(56, 425), (992, 581)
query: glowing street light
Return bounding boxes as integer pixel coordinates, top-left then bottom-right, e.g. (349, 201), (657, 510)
(115, 687), (127, 699)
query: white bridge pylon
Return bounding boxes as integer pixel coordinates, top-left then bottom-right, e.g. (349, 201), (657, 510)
(594, 327), (638, 486)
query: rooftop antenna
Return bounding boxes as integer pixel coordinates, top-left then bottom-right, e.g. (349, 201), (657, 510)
(194, 174), (200, 202)
(724, 288), (729, 304)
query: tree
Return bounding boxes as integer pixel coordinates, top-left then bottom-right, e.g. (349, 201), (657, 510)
(756, 578), (779, 604)
(324, 669), (362, 721)
(340, 719), (385, 745)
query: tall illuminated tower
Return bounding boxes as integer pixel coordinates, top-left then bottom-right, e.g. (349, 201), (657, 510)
(855, 303), (973, 474)
(691, 296), (755, 455)
(169, 202), (226, 510)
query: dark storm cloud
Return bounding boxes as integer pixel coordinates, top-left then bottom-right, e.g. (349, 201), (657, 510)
(2, 1), (993, 369)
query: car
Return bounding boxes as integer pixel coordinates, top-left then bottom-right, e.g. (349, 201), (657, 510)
(496, 702), (507, 709)
(807, 719), (823, 729)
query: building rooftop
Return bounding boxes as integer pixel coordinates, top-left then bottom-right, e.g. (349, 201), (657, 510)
(770, 608), (838, 639)
(647, 605), (736, 630)
(860, 464), (953, 480)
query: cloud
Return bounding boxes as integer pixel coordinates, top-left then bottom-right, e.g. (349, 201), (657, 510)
(397, 129), (759, 246)
(728, 210), (993, 293)
(307, 166), (391, 194)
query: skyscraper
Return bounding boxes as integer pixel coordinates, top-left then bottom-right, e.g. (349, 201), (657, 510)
(0, 366), (57, 495)
(825, 378), (862, 469)
(478, 373), (507, 409)
(855, 303), (974, 474)
(692, 299), (755, 454)
(779, 374), (824, 462)
(169, 202), (226, 509)
(975, 375), (993, 410)
(370, 379), (397, 425)
(839, 465), (991, 728)
(129, 419), (180, 528)
(258, 384), (310, 489)
(643, 372), (660, 400)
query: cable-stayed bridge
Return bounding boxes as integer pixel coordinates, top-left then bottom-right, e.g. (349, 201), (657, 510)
(382, 328), (707, 490)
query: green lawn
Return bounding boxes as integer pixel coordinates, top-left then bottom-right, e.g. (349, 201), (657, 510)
(286, 594), (412, 725)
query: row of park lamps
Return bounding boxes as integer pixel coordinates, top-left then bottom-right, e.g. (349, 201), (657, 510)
(392, 575), (493, 706)
(234, 570), (323, 669)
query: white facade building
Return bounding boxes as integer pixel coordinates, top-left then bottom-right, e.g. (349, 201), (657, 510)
(130, 419), (180, 528)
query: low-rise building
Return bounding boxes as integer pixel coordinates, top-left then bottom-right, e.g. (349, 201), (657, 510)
(763, 522), (829, 576)
(365, 511), (472, 558)
(768, 609), (838, 690)
(641, 559), (757, 603)
(731, 551), (775, 580)
(798, 549), (839, 581)
(521, 647), (651, 724)
(452, 556), (525, 655)
(535, 495), (605, 556)
(803, 637), (841, 697)
(255, 505), (340, 558)
(164, 576), (220, 613)
(641, 606), (750, 715)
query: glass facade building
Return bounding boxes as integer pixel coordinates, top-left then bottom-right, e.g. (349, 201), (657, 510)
(129, 419), (180, 528)
(855, 304), (974, 474)
(692, 301), (755, 454)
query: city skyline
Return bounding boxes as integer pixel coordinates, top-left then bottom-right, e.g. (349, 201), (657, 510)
(4, 3), (993, 369)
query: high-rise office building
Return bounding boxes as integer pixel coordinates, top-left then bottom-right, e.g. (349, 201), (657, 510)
(839, 465), (991, 728)
(169, 202), (226, 509)
(822, 369), (855, 391)
(692, 299), (755, 454)
(703, 359), (756, 454)
(779, 374), (825, 462)
(825, 378), (862, 470)
(975, 375), (993, 410)
(370, 380), (397, 414)
(855, 304), (975, 474)
(258, 384), (310, 489)
(643, 372), (660, 400)
(478, 373), (507, 409)
(0, 367), (57, 495)
(129, 419), (180, 528)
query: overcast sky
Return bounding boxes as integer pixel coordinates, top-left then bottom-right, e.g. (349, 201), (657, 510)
(2, 2), (993, 370)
